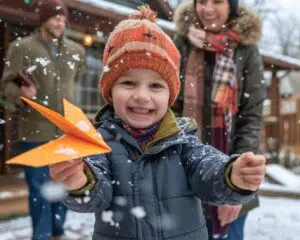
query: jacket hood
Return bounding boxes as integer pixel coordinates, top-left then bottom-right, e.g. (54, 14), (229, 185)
(173, 1), (262, 45)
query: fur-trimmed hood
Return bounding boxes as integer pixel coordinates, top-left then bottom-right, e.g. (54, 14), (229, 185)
(173, 1), (262, 45)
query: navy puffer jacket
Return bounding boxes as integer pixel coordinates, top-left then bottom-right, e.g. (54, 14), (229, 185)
(64, 106), (254, 240)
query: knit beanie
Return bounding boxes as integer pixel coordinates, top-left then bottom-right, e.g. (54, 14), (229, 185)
(194, 0), (239, 18)
(37, 0), (68, 25)
(99, 5), (181, 107)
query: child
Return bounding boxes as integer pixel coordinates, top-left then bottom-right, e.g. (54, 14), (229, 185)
(50, 5), (265, 240)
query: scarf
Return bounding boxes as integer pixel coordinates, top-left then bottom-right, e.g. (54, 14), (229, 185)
(183, 28), (240, 145)
(113, 118), (160, 148)
(183, 28), (240, 239)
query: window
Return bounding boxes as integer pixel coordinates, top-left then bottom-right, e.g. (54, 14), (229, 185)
(76, 48), (105, 115)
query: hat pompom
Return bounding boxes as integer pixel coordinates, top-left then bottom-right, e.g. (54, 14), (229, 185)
(129, 4), (157, 23)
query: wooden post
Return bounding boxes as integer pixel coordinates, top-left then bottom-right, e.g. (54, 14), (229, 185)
(270, 69), (281, 150)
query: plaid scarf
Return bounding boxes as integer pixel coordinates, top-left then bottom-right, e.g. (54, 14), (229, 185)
(183, 29), (240, 239)
(183, 28), (240, 141)
(113, 118), (160, 148)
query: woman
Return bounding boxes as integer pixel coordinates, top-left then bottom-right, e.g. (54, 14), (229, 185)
(172, 0), (265, 239)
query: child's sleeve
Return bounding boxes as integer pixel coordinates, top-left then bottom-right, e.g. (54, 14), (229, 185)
(181, 135), (256, 205)
(62, 154), (113, 213)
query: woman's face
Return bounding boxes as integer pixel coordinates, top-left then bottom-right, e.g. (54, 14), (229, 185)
(195, 0), (230, 33)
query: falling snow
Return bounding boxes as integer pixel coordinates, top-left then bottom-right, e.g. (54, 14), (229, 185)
(41, 181), (67, 202)
(101, 210), (116, 226)
(130, 206), (146, 219)
(72, 54), (81, 61)
(103, 65), (110, 72)
(67, 61), (75, 70)
(35, 57), (50, 67)
(25, 65), (37, 73)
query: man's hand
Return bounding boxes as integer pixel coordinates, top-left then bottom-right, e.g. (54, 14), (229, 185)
(218, 205), (242, 227)
(187, 25), (206, 49)
(231, 152), (266, 191)
(20, 85), (37, 98)
(50, 158), (87, 191)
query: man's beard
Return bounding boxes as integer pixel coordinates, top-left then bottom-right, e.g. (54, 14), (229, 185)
(45, 26), (63, 40)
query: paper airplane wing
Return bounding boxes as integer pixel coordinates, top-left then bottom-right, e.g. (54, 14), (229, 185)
(21, 97), (110, 148)
(62, 99), (105, 145)
(6, 135), (111, 167)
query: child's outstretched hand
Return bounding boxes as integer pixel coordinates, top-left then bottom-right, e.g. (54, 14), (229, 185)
(49, 158), (87, 191)
(231, 152), (266, 191)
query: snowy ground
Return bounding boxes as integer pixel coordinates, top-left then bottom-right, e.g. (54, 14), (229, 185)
(0, 196), (299, 240)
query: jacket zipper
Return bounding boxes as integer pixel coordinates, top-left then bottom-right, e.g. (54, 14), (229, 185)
(132, 151), (144, 240)
(152, 159), (162, 240)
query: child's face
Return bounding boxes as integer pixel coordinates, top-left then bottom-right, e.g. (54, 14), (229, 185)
(111, 68), (170, 129)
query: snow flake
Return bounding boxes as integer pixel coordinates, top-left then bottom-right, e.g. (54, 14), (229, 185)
(114, 196), (127, 206)
(25, 65), (37, 73)
(102, 210), (116, 226)
(96, 31), (104, 38)
(41, 181), (67, 202)
(83, 196), (91, 203)
(35, 57), (50, 67)
(103, 65), (111, 73)
(42, 100), (49, 106)
(131, 206), (146, 219)
(72, 54), (81, 61)
(244, 92), (250, 98)
(67, 61), (75, 70)
(75, 198), (83, 204)
(0, 119), (5, 124)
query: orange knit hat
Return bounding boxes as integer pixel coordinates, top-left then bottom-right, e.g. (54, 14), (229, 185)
(99, 5), (181, 107)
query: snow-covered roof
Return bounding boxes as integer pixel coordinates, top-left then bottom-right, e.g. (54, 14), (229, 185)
(260, 49), (300, 69)
(78, 0), (176, 32)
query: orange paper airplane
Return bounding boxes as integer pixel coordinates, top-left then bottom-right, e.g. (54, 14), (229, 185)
(6, 97), (111, 167)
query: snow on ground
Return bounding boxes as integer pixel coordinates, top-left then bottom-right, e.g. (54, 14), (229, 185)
(0, 196), (299, 240)
(244, 197), (300, 240)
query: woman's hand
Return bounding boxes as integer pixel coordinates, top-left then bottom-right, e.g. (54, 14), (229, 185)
(187, 25), (206, 49)
(49, 158), (87, 191)
(218, 205), (242, 226)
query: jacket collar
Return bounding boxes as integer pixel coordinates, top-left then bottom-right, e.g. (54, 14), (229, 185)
(95, 105), (197, 154)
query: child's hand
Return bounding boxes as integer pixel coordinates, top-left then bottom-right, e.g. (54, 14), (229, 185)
(49, 158), (87, 191)
(231, 152), (266, 191)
